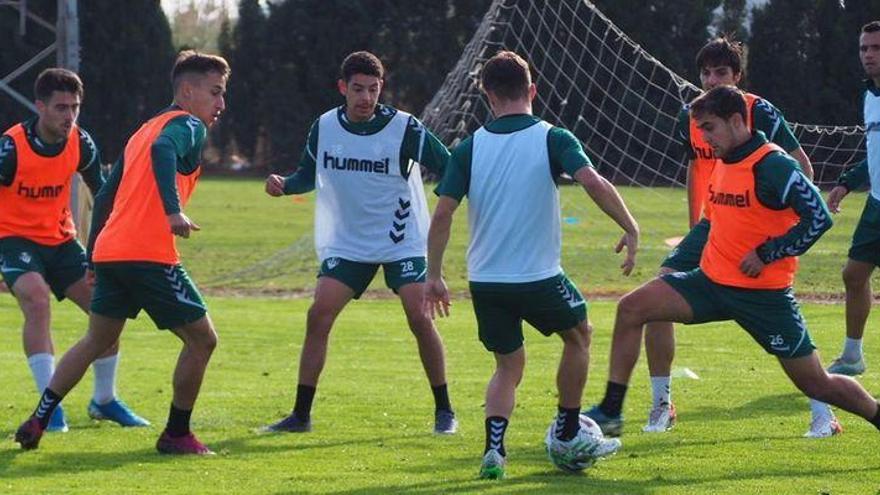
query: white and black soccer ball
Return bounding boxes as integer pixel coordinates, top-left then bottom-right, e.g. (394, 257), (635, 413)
(544, 415), (604, 472)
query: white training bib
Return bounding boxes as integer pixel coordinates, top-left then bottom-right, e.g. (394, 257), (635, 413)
(314, 109), (430, 263)
(467, 120), (563, 283)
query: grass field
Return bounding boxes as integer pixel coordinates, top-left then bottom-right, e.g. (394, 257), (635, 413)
(178, 178), (866, 297)
(2, 178), (880, 494)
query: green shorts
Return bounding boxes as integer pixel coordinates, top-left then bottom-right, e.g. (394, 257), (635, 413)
(470, 273), (588, 355)
(91, 262), (207, 330)
(318, 256), (426, 299)
(0, 237), (86, 300)
(661, 218), (710, 272)
(661, 269), (815, 359)
(848, 194), (880, 266)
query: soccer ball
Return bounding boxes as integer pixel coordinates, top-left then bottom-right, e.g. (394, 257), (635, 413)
(544, 414), (604, 472)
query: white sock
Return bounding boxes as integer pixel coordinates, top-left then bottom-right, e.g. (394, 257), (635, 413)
(650, 376), (671, 407)
(27, 353), (55, 394)
(809, 399), (832, 420)
(92, 354), (119, 405)
(841, 337), (863, 362)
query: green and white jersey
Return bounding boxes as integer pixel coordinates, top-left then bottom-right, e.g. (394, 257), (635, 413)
(838, 81), (880, 196)
(438, 114), (592, 283)
(314, 106), (431, 263)
(864, 82), (880, 200)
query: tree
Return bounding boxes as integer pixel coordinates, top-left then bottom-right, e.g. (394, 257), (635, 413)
(714, 0), (749, 41)
(223, 0), (266, 162)
(78, 1), (176, 161)
(593, 0), (723, 82)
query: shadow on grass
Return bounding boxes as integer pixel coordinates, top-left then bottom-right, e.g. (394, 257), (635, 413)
(0, 430), (430, 480)
(676, 392), (807, 423)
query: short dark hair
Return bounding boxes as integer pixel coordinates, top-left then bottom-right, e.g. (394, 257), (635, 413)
(171, 50), (230, 91)
(689, 85), (748, 122)
(34, 68), (83, 102)
(480, 50), (531, 101)
(863, 21), (880, 34)
(340, 51), (384, 81)
(695, 37), (744, 76)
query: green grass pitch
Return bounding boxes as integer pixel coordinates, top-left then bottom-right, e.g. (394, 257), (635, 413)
(1, 178), (879, 494)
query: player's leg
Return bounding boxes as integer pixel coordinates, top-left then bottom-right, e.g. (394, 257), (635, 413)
(831, 199), (880, 375)
(15, 312), (126, 449)
(643, 266), (678, 433)
(643, 219), (708, 432)
(264, 259), (367, 432)
(2, 238), (69, 432)
(154, 314), (217, 455)
(472, 288), (524, 479)
(482, 348), (524, 480)
(730, 286), (841, 438)
(58, 243), (147, 426)
(390, 258), (456, 433)
(587, 272), (699, 436)
(778, 352), (880, 432)
(829, 259), (875, 374)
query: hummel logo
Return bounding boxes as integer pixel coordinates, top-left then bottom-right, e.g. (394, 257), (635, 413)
(326, 257), (340, 270)
(35, 396), (53, 418)
(19, 252), (32, 264)
(389, 197), (411, 244)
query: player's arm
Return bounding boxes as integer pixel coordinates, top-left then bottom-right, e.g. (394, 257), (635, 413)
(828, 158), (869, 213)
(401, 116), (450, 177)
(0, 135), (17, 187)
(752, 157), (833, 266)
(266, 120), (318, 196)
(425, 137), (471, 319)
(753, 99), (814, 180)
(152, 115), (205, 238)
(86, 158), (123, 266)
(550, 127), (639, 274)
(674, 106), (701, 227)
(77, 128), (105, 196)
(685, 159), (700, 227)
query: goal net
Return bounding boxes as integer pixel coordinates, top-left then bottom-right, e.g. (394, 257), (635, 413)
(421, 0), (866, 190)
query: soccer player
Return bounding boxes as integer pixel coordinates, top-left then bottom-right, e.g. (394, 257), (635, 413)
(826, 21), (880, 377)
(0, 68), (147, 432)
(589, 85), (880, 442)
(425, 51), (638, 479)
(613, 37), (835, 437)
(14, 51), (229, 455)
(262, 51), (457, 435)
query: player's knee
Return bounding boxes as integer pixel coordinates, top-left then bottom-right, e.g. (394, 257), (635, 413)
(17, 286), (51, 319)
(617, 292), (649, 327)
(842, 265), (870, 290)
(306, 305), (334, 337)
(564, 321), (592, 350)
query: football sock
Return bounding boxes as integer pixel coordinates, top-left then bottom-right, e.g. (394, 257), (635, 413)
(34, 388), (63, 429)
(599, 381), (628, 417)
(870, 402), (880, 432)
(842, 337), (863, 363)
(27, 353), (54, 394)
(555, 406), (581, 441)
(650, 375), (671, 408)
(166, 404), (193, 437)
(484, 416), (509, 457)
(432, 384), (452, 412)
(92, 353), (119, 405)
(809, 399), (832, 419)
(293, 384), (316, 422)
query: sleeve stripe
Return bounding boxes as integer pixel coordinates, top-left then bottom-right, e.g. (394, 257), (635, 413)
(780, 170), (799, 204)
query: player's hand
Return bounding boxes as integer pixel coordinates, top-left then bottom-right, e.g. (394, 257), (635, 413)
(739, 250), (765, 278)
(265, 174), (285, 197)
(167, 212), (201, 238)
(423, 276), (451, 319)
(826, 185), (848, 214)
(615, 231), (638, 276)
(85, 268), (96, 287)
